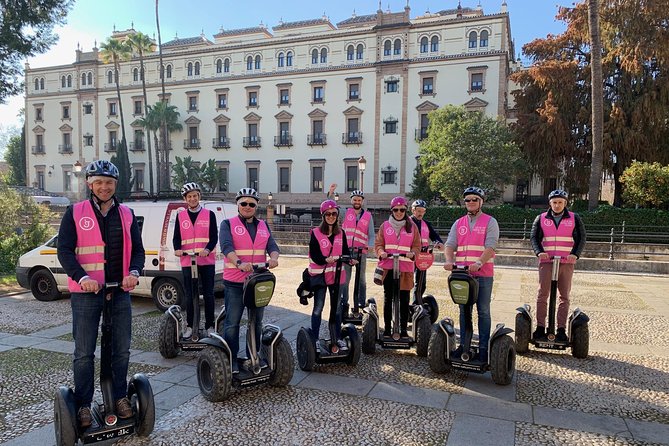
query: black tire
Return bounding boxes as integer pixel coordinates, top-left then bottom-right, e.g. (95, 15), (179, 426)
(427, 329), (451, 374)
(490, 334), (516, 386)
(54, 387), (77, 446)
(152, 278), (183, 312)
(128, 374), (155, 437)
(343, 324), (361, 366)
(515, 313), (531, 354)
(296, 328), (316, 371)
(31, 269), (61, 302)
(266, 337), (294, 386)
(571, 323), (589, 359)
(423, 294), (439, 324)
(197, 346), (231, 402)
(414, 316), (432, 357)
(158, 314), (180, 359)
(361, 313), (377, 355)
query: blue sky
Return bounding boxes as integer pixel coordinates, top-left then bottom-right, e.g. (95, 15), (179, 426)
(0, 0), (573, 145)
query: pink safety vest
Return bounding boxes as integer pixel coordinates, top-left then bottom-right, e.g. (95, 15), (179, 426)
(223, 216), (270, 283)
(377, 221), (415, 273)
(455, 213), (495, 277)
(342, 208), (372, 253)
(308, 228), (347, 285)
(177, 208), (216, 267)
(540, 211), (576, 264)
(67, 201), (133, 292)
(413, 218), (431, 248)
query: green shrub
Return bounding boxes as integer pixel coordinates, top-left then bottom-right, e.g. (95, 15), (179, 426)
(620, 161), (669, 209)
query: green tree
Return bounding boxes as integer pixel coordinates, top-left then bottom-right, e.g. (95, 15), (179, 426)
(110, 140), (132, 199)
(619, 161), (669, 209)
(199, 159), (224, 193)
(408, 161), (441, 203)
(142, 102), (182, 191)
(418, 105), (522, 203)
(171, 156), (201, 188)
(100, 37), (131, 146)
(3, 130), (25, 185)
(0, 0), (73, 102)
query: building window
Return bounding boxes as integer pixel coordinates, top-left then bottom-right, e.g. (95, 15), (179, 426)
(247, 56), (253, 70)
(418, 113), (429, 140)
(62, 105), (69, 119)
(254, 55), (261, 70)
(311, 166), (323, 192)
(134, 168), (144, 191)
(313, 86), (324, 102)
(133, 68), (139, 82)
(83, 104), (93, 114)
(286, 51), (293, 66)
(346, 165), (359, 192)
(194, 61), (200, 76)
(386, 79), (399, 93)
(279, 167), (290, 192)
(166, 64), (172, 78)
(80, 73), (86, 86)
(187, 62), (193, 76)
(248, 91), (258, 107)
(215, 125), (228, 147)
(471, 73), (484, 91)
(61, 76), (66, 88)
(469, 31), (478, 48)
(431, 35), (439, 52)
(63, 170), (72, 192)
(310, 120), (325, 145)
(382, 168), (397, 185)
(107, 70), (113, 84)
(348, 83), (359, 100)
(133, 129), (144, 150)
(422, 77), (434, 95)
(346, 45), (354, 61)
(320, 48), (327, 63)
(218, 167), (228, 192)
(217, 93), (227, 109)
(84, 134), (93, 146)
(106, 131), (117, 151)
(67, 75), (72, 87)
(134, 100), (143, 115)
(188, 95), (198, 111)
(277, 122), (291, 146)
(248, 167), (259, 190)
(393, 39), (401, 55)
(187, 126), (199, 149)
(35, 107), (43, 121)
(346, 118), (360, 143)
(383, 40), (391, 56)
(109, 102), (117, 116)
(311, 49), (318, 64)
(245, 123), (260, 147)
(278, 52), (284, 67)
(34, 78), (39, 91)
(87, 72), (92, 85)
(420, 37), (428, 53)
(60, 133), (72, 153)
(279, 89), (290, 105)
(356, 44), (364, 59)
(224, 58), (230, 73)
(216, 59), (223, 73)
(384, 119), (397, 134)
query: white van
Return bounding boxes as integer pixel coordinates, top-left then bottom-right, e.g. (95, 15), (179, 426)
(16, 200), (238, 310)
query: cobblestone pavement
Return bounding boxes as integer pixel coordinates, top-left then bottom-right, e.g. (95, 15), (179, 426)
(1, 256), (668, 445)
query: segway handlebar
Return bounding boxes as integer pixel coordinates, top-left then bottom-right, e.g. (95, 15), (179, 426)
(378, 252), (412, 260)
(252, 262), (271, 271)
(103, 282), (121, 289)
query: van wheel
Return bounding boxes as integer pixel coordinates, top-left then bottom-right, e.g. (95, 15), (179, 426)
(30, 269), (61, 302)
(152, 278), (183, 311)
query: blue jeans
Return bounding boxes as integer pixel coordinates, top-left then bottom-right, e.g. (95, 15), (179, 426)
(182, 264), (216, 329)
(340, 253), (367, 309)
(311, 285), (342, 340)
(459, 276), (493, 353)
(222, 281), (264, 359)
(71, 290), (132, 408)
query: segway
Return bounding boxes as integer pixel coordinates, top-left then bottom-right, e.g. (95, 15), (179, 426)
(342, 246), (365, 326)
(515, 256), (589, 358)
(361, 253), (432, 356)
(411, 245), (440, 324)
(297, 255), (362, 371)
(428, 266), (516, 385)
(159, 252), (209, 358)
(196, 263), (294, 402)
(54, 282), (155, 446)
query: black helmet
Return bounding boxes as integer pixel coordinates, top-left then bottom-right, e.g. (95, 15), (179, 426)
(181, 182), (201, 197)
(412, 199), (427, 209)
(463, 186), (485, 199)
(548, 189), (568, 201)
(85, 160), (119, 180)
(235, 187), (259, 202)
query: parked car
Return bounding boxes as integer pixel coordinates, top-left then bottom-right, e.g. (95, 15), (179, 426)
(10, 186), (70, 206)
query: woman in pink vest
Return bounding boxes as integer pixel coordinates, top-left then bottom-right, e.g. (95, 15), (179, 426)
(444, 187), (499, 361)
(173, 182), (218, 338)
(306, 200), (354, 348)
(374, 196), (421, 337)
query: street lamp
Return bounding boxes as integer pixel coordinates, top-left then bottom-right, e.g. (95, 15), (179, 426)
(73, 161), (83, 201)
(267, 191), (273, 206)
(358, 155), (366, 192)
(334, 192), (339, 202)
(266, 192), (274, 231)
(73, 160), (82, 173)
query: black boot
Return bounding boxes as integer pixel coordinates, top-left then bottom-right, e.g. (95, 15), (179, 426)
(532, 326), (545, 340)
(556, 327), (568, 343)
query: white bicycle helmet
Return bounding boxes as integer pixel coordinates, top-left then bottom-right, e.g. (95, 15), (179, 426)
(181, 182), (201, 197)
(235, 187), (260, 202)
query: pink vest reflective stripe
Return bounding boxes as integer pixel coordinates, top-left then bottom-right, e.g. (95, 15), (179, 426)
(377, 221), (415, 272)
(342, 208), (371, 253)
(455, 213), (494, 277)
(177, 209), (216, 267)
(540, 211), (575, 264)
(223, 216), (270, 283)
(67, 201), (133, 292)
(308, 228), (346, 285)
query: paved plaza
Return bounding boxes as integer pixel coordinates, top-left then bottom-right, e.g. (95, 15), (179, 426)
(1, 256), (668, 445)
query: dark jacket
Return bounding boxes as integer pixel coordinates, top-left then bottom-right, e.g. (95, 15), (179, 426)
(530, 208), (586, 258)
(410, 216), (444, 245)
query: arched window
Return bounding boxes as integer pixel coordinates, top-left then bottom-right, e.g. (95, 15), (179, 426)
(40, 78), (44, 90)
(81, 73), (86, 85)
(166, 64), (172, 78)
(431, 35), (439, 52)
(35, 78), (40, 90)
(86, 73), (91, 85)
(68, 74), (73, 87)
(216, 59), (222, 74)
(247, 56), (253, 70)
(468, 31), (478, 48)
(277, 52), (284, 67)
(61, 76), (66, 88)
(420, 37), (428, 53)
(224, 58), (230, 72)
(347, 45), (354, 61)
(356, 44), (364, 59)
(107, 70), (113, 84)
(194, 61), (200, 75)
(254, 55), (261, 69)
(320, 48), (327, 63)
(133, 68), (139, 82)
(311, 49), (318, 64)
(187, 62), (193, 76)
(383, 40), (391, 56)
(286, 51), (293, 66)
(480, 30), (489, 47)
(393, 39), (401, 55)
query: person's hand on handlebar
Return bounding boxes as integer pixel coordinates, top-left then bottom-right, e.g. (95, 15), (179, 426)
(122, 274), (139, 290)
(378, 251), (388, 260)
(538, 252), (549, 260)
(198, 249), (210, 257)
(268, 258), (279, 269)
(406, 252), (415, 260)
(174, 249), (183, 257)
(238, 262), (253, 272)
(80, 277), (101, 293)
(325, 256), (336, 264)
(443, 261), (454, 271)
(350, 259), (359, 265)
(435, 242), (444, 251)
(567, 254), (577, 262)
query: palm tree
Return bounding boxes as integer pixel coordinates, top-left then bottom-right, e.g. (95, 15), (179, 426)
(587, 0), (604, 211)
(127, 32), (157, 195)
(100, 38), (131, 148)
(155, 0), (171, 191)
(142, 102), (182, 191)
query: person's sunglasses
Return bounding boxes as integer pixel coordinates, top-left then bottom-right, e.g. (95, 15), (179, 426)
(464, 198), (480, 203)
(239, 202), (257, 208)
(392, 208), (407, 213)
(324, 211), (338, 217)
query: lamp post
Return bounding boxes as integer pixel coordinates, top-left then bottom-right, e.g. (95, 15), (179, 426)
(73, 160), (83, 201)
(358, 155), (366, 192)
(266, 192), (274, 231)
(334, 192), (339, 203)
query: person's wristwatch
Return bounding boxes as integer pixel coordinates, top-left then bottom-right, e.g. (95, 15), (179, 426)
(474, 260), (483, 267)
(236, 259), (242, 268)
(129, 270), (140, 278)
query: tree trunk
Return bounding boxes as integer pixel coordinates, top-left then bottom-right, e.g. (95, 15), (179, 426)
(587, 0), (604, 211)
(155, 0), (169, 192)
(139, 53), (154, 195)
(114, 60), (127, 147)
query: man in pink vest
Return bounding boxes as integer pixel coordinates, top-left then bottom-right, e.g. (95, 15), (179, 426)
(444, 187), (499, 361)
(173, 182), (218, 338)
(530, 189), (586, 342)
(410, 199), (444, 304)
(219, 188), (280, 374)
(57, 160), (145, 428)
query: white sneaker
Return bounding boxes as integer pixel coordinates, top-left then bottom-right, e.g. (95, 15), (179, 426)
(206, 327), (215, 336)
(183, 326), (192, 339)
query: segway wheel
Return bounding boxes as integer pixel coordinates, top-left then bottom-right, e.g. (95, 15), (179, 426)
(571, 323), (589, 359)
(197, 346), (231, 402)
(54, 386), (77, 446)
(296, 328), (316, 371)
(414, 316), (432, 357)
(342, 324), (361, 366)
(490, 334), (516, 386)
(427, 329), (451, 374)
(514, 313), (531, 354)
(128, 374), (155, 437)
(422, 294), (439, 324)
(158, 313), (180, 359)
(361, 313), (377, 354)
(266, 336), (295, 386)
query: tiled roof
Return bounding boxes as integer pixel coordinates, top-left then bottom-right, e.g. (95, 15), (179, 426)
(162, 36), (211, 48)
(273, 18), (331, 31)
(336, 14), (377, 26)
(214, 27), (268, 38)
(436, 7), (476, 15)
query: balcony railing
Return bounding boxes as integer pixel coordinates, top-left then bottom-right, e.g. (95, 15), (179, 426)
(342, 132), (362, 144)
(274, 135), (293, 147)
(58, 144), (73, 154)
(243, 136), (261, 148)
(415, 128), (428, 141)
(129, 141), (145, 151)
(307, 134), (327, 146)
(213, 137), (230, 149)
(104, 143), (117, 152)
(184, 138), (201, 150)
(31, 145), (46, 154)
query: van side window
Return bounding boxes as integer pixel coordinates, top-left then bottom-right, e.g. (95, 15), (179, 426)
(136, 216), (144, 234)
(46, 236), (58, 248)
